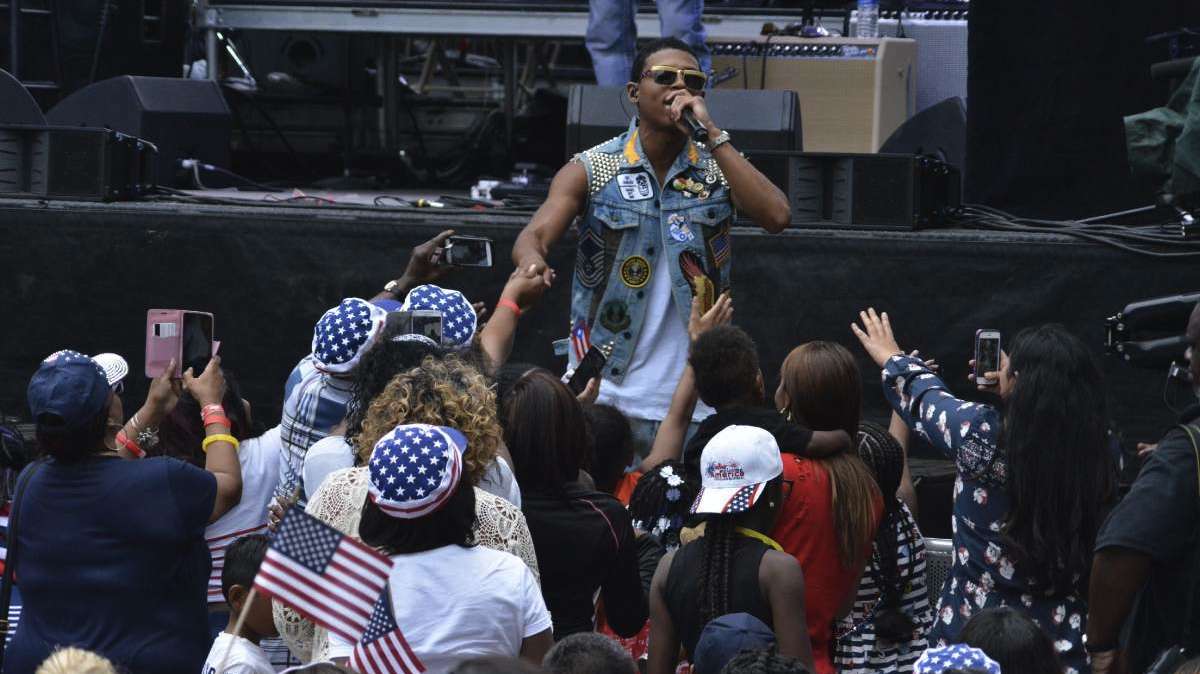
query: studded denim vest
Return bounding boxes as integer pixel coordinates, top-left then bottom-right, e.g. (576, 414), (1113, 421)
(570, 119), (734, 384)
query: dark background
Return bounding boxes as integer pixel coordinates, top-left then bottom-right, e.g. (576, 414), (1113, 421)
(1, 197), (1197, 461)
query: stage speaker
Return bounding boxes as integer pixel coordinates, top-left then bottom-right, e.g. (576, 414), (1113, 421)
(0, 69), (45, 126)
(747, 150), (961, 230)
(880, 96), (967, 174)
(0, 125), (155, 200)
(711, 37), (916, 153)
(45, 76), (231, 186)
(565, 85), (802, 158)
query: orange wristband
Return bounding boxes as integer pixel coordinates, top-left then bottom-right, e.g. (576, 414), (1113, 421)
(497, 298), (522, 317)
(116, 429), (145, 458)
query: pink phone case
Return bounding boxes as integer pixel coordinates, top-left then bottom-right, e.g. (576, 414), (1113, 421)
(145, 309), (216, 378)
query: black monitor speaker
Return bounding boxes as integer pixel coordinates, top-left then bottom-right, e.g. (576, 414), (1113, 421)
(45, 76), (231, 186)
(566, 85), (802, 158)
(0, 69), (45, 126)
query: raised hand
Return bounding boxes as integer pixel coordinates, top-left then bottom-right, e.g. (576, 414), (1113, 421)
(182, 356), (226, 407)
(851, 308), (905, 367)
(688, 292), (733, 342)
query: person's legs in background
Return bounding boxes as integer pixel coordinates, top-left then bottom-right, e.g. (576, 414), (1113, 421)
(655, 0), (711, 76)
(586, 0), (638, 86)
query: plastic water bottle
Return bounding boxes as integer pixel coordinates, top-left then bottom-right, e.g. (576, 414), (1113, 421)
(856, 0), (879, 38)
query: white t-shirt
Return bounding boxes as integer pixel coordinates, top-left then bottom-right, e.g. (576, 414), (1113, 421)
(596, 249), (714, 423)
(203, 632), (275, 674)
(302, 435), (355, 499)
(328, 545), (551, 673)
(204, 426), (281, 604)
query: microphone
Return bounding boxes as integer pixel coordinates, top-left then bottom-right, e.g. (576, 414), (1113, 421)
(682, 109), (709, 144)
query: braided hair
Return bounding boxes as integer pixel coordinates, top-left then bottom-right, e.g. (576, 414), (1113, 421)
(698, 516), (736, 626)
(856, 421), (917, 642)
(628, 460), (697, 551)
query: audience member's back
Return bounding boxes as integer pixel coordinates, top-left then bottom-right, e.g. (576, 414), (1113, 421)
(543, 633), (637, 674)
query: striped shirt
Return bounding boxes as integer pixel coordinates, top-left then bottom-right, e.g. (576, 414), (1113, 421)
(278, 356), (353, 502)
(205, 427), (282, 603)
(834, 501), (933, 674)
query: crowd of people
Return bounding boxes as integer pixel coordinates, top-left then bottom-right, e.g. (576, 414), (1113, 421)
(6, 37), (1200, 674)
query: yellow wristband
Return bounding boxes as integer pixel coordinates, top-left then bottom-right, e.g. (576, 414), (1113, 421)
(201, 434), (240, 453)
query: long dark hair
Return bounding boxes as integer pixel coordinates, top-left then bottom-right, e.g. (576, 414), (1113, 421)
(697, 477), (782, 625)
(856, 422), (918, 642)
(780, 341), (880, 569)
(958, 607), (1063, 674)
(157, 368), (251, 467)
(500, 368), (590, 494)
(359, 478), (477, 554)
(998, 324), (1116, 591)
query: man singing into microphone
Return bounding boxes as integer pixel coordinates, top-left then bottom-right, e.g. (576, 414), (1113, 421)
(512, 38), (790, 452)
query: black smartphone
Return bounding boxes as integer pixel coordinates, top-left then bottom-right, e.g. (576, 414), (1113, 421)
(181, 312), (215, 376)
(974, 329), (1001, 385)
(567, 345), (607, 395)
(444, 235), (494, 267)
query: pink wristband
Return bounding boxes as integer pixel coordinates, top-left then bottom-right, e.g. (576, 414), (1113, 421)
(497, 298), (522, 317)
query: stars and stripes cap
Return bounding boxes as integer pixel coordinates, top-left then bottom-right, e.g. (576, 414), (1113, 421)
(691, 425), (783, 515)
(400, 284), (477, 351)
(27, 350), (112, 430)
(367, 423), (467, 520)
(913, 645), (1001, 674)
(311, 298), (387, 374)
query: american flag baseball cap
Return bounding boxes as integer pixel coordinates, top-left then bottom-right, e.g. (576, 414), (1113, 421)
(367, 423), (468, 520)
(27, 350), (112, 431)
(399, 284), (478, 350)
(311, 298), (387, 374)
(913, 645), (1001, 674)
(691, 425), (783, 515)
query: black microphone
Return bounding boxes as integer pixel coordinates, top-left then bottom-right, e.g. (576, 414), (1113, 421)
(682, 109), (709, 144)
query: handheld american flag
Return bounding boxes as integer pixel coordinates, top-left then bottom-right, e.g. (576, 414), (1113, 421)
(253, 508), (394, 644)
(351, 583), (425, 674)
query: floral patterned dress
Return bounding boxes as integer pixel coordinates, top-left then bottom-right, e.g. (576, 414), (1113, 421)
(881, 354), (1090, 673)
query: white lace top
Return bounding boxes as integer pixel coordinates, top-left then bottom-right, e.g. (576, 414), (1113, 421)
(272, 466), (541, 662)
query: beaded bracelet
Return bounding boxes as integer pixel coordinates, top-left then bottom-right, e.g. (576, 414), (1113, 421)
(201, 433), (240, 453)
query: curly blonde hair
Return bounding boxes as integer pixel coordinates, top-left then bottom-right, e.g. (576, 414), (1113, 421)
(353, 355), (501, 485)
(36, 648), (117, 674)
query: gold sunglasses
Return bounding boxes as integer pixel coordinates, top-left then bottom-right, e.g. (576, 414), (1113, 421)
(641, 65), (708, 91)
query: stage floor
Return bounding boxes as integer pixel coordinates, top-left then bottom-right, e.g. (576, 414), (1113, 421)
(1, 195), (1197, 456)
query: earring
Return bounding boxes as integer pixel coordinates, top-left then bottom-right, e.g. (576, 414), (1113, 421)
(769, 501), (776, 508)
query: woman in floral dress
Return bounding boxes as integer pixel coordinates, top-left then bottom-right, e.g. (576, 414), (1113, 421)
(851, 309), (1118, 673)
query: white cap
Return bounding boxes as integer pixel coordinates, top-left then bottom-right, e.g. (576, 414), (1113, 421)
(91, 353), (129, 387)
(691, 425), (783, 515)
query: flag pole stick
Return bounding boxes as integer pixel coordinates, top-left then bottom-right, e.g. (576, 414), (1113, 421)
(217, 586), (259, 674)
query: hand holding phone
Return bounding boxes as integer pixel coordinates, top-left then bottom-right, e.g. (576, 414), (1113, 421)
(567, 345), (608, 396)
(973, 329), (1002, 386)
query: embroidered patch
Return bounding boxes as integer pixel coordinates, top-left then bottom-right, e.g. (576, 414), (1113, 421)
(667, 213), (695, 243)
(576, 226), (605, 288)
(707, 225), (731, 268)
(616, 172), (654, 201)
(679, 250), (715, 313)
(706, 461), (745, 481)
(598, 300), (631, 332)
(619, 255), (652, 289)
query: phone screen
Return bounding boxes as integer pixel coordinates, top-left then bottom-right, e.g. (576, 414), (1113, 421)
(411, 311), (443, 343)
(446, 236), (493, 267)
(181, 313), (214, 375)
(567, 346), (608, 395)
(975, 333), (1001, 380)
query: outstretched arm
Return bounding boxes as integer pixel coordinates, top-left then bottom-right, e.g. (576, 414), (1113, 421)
(478, 265), (548, 374)
(512, 161), (588, 286)
(371, 228), (455, 302)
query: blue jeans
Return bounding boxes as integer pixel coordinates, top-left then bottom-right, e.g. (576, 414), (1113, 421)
(626, 416), (701, 465)
(586, 0), (712, 87)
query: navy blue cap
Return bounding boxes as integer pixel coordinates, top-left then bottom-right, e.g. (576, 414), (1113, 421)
(692, 613), (777, 674)
(27, 350), (111, 431)
(371, 298), (404, 312)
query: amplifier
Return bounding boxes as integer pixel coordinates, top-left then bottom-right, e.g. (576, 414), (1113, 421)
(565, 85), (802, 158)
(711, 37), (916, 153)
(0, 126), (157, 201)
(746, 150), (960, 231)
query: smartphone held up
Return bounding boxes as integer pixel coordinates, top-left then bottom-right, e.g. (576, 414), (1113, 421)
(974, 329), (1001, 385)
(145, 309), (217, 378)
(443, 235), (494, 268)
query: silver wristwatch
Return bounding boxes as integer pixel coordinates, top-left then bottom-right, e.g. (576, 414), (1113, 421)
(706, 130), (731, 152)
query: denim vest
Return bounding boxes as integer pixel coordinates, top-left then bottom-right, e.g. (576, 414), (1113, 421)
(570, 119), (734, 384)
